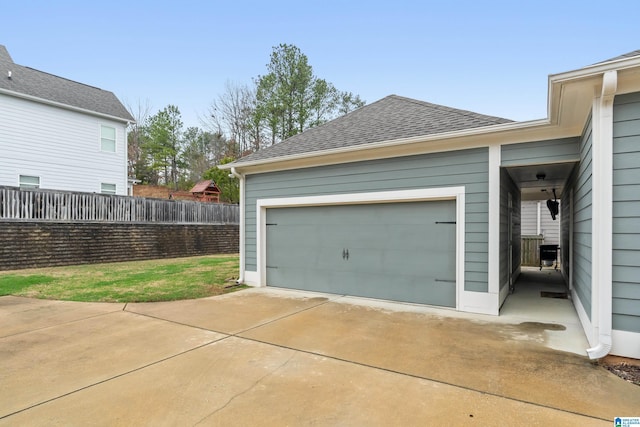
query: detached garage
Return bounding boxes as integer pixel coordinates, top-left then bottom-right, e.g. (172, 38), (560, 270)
(222, 52), (640, 360)
(227, 95), (500, 313)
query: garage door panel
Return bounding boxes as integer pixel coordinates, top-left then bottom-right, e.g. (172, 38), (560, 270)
(266, 200), (456, 307)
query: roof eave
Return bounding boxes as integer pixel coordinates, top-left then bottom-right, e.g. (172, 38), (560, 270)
(550, 54), (640, 83)
(0, 87), (135, 124)
(219, 118), (553, 171)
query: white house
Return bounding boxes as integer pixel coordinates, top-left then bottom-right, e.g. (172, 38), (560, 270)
(0, 45), (133, 195)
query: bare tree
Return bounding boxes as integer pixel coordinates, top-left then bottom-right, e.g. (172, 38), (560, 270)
(125, 98), (153, 181)
(205, 81), (262, 157)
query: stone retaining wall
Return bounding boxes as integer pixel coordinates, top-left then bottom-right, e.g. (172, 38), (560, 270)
(0, 222), (239, 271)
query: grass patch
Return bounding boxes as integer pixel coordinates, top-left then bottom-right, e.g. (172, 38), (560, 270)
(0, 255), (243, 303)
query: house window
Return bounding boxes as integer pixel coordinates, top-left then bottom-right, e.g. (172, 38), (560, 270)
(101, 125), (116, 152)
(101, 183), (116, 195)
(19, 175), (40, 189)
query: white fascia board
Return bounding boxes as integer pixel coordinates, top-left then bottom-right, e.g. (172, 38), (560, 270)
(549, 55), (640, 84)
(0, 87), (133, 124)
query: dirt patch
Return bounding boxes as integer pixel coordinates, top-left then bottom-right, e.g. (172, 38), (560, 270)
(205, 285), (227, 296)
(517, 322), (567, 332)
(600, 356), (640, 386)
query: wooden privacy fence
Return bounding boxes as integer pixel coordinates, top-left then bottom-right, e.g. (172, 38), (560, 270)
(521, 235), (544, 266)
(0, 186), (239, 224)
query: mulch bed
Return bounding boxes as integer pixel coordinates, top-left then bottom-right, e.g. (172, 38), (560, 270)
(600, 356), (640, 386)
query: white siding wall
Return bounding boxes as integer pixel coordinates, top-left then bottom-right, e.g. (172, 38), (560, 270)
(520, 201), (538, 235)
(520, 200), (561, 245)
(0, 93), (127, 195)
(540, 201), (560, 245)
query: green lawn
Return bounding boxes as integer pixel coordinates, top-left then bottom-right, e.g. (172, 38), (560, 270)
(0, 255), (242, 303)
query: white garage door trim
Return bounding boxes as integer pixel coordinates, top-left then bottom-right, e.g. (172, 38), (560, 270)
(256, 187), (475, 311)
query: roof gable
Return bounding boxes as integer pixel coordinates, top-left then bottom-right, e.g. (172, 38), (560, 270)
(234, 95), (512, 164)
(0, 45), (133, 122)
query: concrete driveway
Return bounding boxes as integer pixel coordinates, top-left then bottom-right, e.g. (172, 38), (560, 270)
(1, 288), (638, 426)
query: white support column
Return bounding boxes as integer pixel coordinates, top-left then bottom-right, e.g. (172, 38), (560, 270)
(487, 144), (501, 306)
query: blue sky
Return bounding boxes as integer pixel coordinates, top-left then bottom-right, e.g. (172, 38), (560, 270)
(2, 0), (638, 128)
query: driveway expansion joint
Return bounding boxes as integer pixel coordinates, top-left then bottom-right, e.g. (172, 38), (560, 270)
(0, 337), (224, 421)
(229, 294), (341, 336)
(234, 335), (611, 423)
(0, 309), (124, 340)
(123, 293), (339, 338)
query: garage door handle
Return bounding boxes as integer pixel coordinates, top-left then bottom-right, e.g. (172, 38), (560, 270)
(435, 221), (456, 224)
(342, 248), (349, 260)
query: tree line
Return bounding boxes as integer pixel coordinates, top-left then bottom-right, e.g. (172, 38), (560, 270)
(128, 44), (365, 202)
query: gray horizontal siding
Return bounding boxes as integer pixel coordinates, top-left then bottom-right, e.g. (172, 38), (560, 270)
(499, 169), (520, 292)
(571, 116), (593, 319)
(501, 137), (580, 167)
(245, 147), (490, 292)
(561, 189), (571, 275)
(613, 315), (640, 333)
(612, 92), (640, 333)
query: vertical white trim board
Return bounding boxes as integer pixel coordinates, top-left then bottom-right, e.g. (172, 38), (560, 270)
(611, 330), (640, 359)
(487, 144), (501, 298)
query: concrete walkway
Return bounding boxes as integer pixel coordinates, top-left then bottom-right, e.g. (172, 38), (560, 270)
(1, 289), (638, 426)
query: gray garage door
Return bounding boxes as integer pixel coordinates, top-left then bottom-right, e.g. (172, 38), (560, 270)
(265, 200), (457, 307)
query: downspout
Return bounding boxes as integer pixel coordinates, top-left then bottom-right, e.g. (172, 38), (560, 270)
(229, 167), (245, 284)
(586, 70), (616, 359)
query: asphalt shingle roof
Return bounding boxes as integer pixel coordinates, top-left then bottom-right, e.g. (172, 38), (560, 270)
(593, 49), (640, 65)
(233, 95), (512, 164)
(0, 45), (133, 122)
